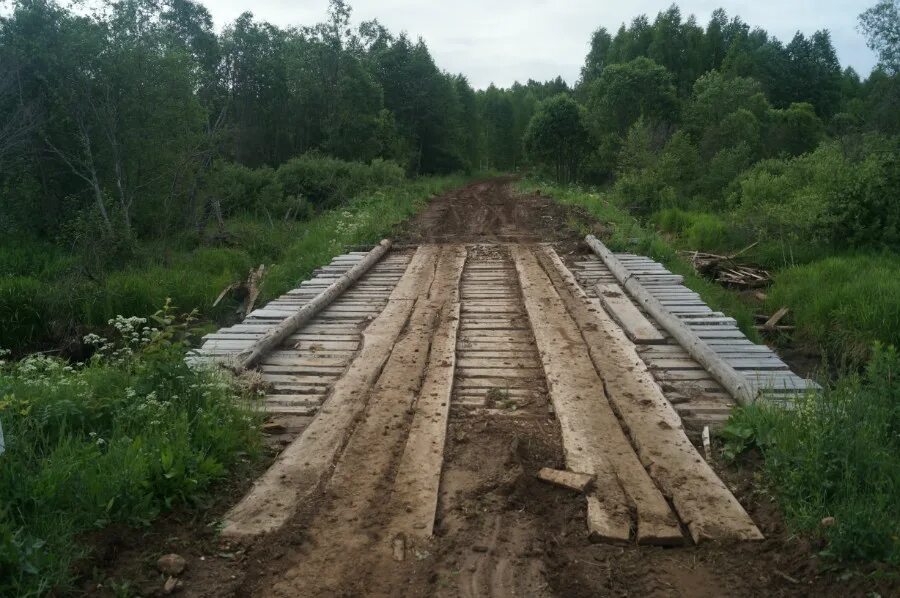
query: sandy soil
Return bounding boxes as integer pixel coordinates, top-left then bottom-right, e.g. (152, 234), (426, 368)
(79, 178), (896, 598)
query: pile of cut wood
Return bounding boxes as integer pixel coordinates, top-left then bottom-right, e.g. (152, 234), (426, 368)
(680, 244), (771, 289)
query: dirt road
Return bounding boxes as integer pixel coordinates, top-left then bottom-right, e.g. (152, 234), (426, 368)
(90, 179), (880, 597)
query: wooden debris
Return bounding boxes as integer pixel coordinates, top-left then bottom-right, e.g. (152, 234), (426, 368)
(680, 248), (771, 289)
(773, 569), (800, 585)
(213, 264), (266, 317)
(763, 307), (789, 331)
(702, 426), (711, 461)
(537, 468), (595, 493)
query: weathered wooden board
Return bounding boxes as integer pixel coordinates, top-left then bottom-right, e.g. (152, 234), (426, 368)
(514, 245), (682, 545)
(596, 283), (667, 344)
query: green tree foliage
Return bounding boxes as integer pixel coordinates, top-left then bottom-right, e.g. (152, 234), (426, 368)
(731, 137), (900, 252)
(585, 57), (678, 136)
(859, 0), (900, 74)
(580, 27), (612, 86)
(523, 94), (588, 183)
(0, 0), (484, 243)
(479, 85), (518, 169)
(764, 102), (825, 157)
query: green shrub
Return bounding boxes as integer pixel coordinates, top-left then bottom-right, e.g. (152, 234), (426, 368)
(653, 208), (736, 252)
(0, 305), (262, 595)
(0, 172), (464, 353)
(204, 161), (284, 219)
(275, 153), (405, 209)
(699, 142), (754, 201)
(260, 176), (464, 299)
(766, 254), (900, 366)
(731, 137), (900, 255)
(205, 155), (406, 219)
(722, 344), (900, 563)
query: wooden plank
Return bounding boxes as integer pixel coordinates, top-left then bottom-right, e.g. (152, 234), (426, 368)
(385, 251), (464, 540)
(221, 245), (441, 539)
(595, 283), (666, 344)
(537, 468), (595, 492)
(542, 246), (763, 543)
(260, 247), (465, 586)
(513, 245), (681, 545)
(456, 367), (543, 379)
(224, 240), (392, 370)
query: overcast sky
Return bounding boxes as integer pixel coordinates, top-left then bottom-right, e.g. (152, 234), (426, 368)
(210, 1), (877, 89)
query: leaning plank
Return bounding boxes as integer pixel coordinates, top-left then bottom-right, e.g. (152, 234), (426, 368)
(595, 282), (666, 344)
(513, 245), (682, 545)
(586, 235), (756, 405)
(220, 245), (440, 538)
(540, 245), (763, 543)
(234, 239), (392, 370)
(385, 247), (466, 541)
(537, 468), (595, 493)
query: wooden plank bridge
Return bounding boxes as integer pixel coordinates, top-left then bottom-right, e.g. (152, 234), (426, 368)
(190, 238), (816, 555)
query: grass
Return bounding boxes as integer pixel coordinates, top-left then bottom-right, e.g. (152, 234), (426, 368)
(721, 344), (900, 564)
(258, 176), (465, 301)
(653, 208), (739, 254)
(519, 179), (761, 341)
(0, 306), (263, 596)
(766, 254), (900, 368)
(0, 175), (466, 354)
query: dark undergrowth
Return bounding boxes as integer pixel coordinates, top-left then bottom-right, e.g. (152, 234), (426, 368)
(0, 175), (465, 355)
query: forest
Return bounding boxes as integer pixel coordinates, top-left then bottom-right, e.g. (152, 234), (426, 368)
(0, 0), (898, 594)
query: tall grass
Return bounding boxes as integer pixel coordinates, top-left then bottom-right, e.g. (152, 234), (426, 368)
(0, 175), (465, 353)
(722, 345), (900, 563)
(519, 179), (761, 341)
(653, 208), (739, 253)
(260, 177), (463, 300)
(0, 308), (262, 596)
(766, 255), (900, 367)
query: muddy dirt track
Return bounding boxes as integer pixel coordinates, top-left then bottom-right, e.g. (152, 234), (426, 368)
(85, 179), (894, 598)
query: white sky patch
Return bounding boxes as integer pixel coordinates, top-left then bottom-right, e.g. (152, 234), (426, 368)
(202, 0), (878, 89)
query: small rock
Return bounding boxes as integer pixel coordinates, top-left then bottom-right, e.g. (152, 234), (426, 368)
(392, 535), (406, 562)
(157, 553), (187, 576)
(821, 516), (836, 527)
(163, 576), (182, 595)
(472, 545), (489, 553)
